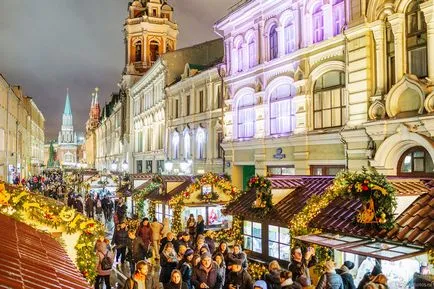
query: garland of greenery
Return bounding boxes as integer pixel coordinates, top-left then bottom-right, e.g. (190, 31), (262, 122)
(247, 175), (273, 216)
(134, 182), (160, 219)
(0, 182), (104, 284)
(210, 215), (243, 244)
(148, 200), (156, 221)
(429, 249), (434, 266)
(170, 173), (240, 234)
(247, 261), (268, 281)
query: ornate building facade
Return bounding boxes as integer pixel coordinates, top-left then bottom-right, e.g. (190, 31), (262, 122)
(214, 0), (434, 189)
(83, 88), (101, 168)
(0, 74), (45, 181)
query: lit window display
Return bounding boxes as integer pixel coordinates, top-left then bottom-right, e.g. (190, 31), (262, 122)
(182, 206), (228, 228)
(268, 225), (290, 261)
(156, 203), (163, 222)
(243, 221), (262, 253)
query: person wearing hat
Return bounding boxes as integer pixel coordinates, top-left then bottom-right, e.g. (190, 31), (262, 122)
(224, 257), (253, 289)
(112, 219), (129, 266)
(254, 280), (268, 289)
(336, 261), (356, 289)
(357, 260), (382, 289)
(316, 260), (343, 289)
(179, 231), (193, 249)
(192, 252), (223, 289)
(180, 249), (195, 289)
(228, 244), (248, 270)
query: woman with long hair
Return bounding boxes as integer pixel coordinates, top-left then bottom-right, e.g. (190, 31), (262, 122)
(165, 269), (188, 289)
(160, 242), (179, 286)
(186, 214), (196, 240)
(179, 249), (195, 289)
(136, 217), (153, 251)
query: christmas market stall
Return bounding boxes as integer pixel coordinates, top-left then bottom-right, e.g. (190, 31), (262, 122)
(169, 172), (241, 234)
(292, 170), (433, 289)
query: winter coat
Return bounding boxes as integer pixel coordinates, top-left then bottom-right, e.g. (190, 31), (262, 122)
(192, 261), (223, 289)
(160, 237), (179, 254)
(288, 256), (318, 287)
(151, 221), (163, 242)
(85, 198), (94, 212)
(75, 199), (84, 213)
(178, 239), (193, 250)
(164, 281), (189, 289)
(187, 219), (196, 235)
(123, 273), (156, 289)
(228, 252), (248, 270)
(316, 272), (344, 289)
(205, 236), (216, 255)
(96, 241), (114, 276)
(336, 268), (356, 289)
(264, 269), (281, 289)
(137, 225), (153, 248)
(160, 251), (179, 284)
(126, 237), (147, 262)
(112, 227), (129, 248)
(180, 261), (194, 289)
(196, 220), (205, 236)
(281, 279), (302, 289)
(224, 269), (254, 289)
(413, 272), (434, 289)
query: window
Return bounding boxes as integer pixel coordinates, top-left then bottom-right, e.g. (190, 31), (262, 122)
(313, 71), (346, 129)
(217, 132), (224, 159)
(243, 221), (262, 253)
(152, 9), (157, 17)
(237, 42), (243, 72)
(150, 40), (159, 63)
(136, 160), (143, 173)
(386, 21), (395, 91)
(217, 85), (222, 109)
(156, 203), (163, 222)
(156, 160), (164, 174)
(269, 25), (278, 60)
(183, 129), (191, 159)
(284, 20), (295, 54)
(135, 41), (142, 62)
(406, 0), (427, 78)
(248, 38), (256, 68)
(175, 99), (179, 118)
(313, 4), (324, 43)
(332, 0), (345, 36)
(147, 127), (152, 151)
(398, 147), (434, 177)
(164, 204), (173, 221)
(270, 84), (296, 135)
(267, 166), (295, 176)
(268, 225), (290, 260)
(145, 160), (153, 173)
(199, 91), (204, 113)
(137, 131), (143, 152)
(196, 127), (205, 159)
(172, 131), (179, 159)
(186, 95), (190, 116)
(311, 165), (345, 175)
(237, 94), (255, 139)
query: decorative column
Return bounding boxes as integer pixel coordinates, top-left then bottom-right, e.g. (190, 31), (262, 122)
(242, 43), (249, 71)
(421, 0), (434, 81)
(258, 20), (266, 64)
(370, 20), (386, 97)
(277, 25), (285, 57)
(388, 13), (405, 82)
(231, 46), (238, 74)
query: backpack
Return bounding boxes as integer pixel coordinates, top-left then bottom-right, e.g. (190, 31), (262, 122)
(101, 250), (113, 270)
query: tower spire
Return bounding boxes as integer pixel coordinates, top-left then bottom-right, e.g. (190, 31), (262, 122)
(64, 88), (72, 115)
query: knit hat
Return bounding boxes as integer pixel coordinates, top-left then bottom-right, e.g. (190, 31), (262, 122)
(201, 252), (212, 260)
(254, 280), (268, 289)
(343, 261), (355, 270)
(184, 249), (194, 257)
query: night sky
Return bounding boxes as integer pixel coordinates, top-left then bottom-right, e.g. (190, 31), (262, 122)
(0, 0), (238, 140)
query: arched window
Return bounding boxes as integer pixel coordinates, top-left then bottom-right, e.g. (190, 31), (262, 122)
(196, 127), (206, 159)
(332, 0), (345, 36)
(313, 71), (346, 129)
(312, 3), (324, 43)
(135, 41), (142, 62)
(406, 0), (427, 78)
(183, 129), (191, 159)
(248, 38), (256, 68)
(398, 147), (434, 177)
(269, 25), (278, 60)
(270, 83), (296, 135)
(237, 42), (243, 72)
(284, 19), (295, 54)
(150, 40), (160, 63)
(386, 20), (395, 91)
(237, 94), (255, 138)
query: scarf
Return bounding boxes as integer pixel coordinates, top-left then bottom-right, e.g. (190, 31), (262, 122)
(163, 249), (177, 261)
(281, 279), (294, 287)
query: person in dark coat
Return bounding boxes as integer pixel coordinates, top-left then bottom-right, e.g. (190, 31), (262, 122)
(336, 261), (356, 289)
(357, 260), (382, 289)
(192, 252), (223, 289)
(196, 215), (205, 239)
(413, 263), (433, 289)
(178, 232), (193, 249)
(287, 246), (317, 287)
(85, 194), (94, 218)
(74, 195), (84, 213)
(224, 258), (253, 289)
(123, 260), (156, 289)
(213, 252), (226, 286)
(179, 249), (195, 289)
(126, 230), (147, 276)
(112, 220), (129, 265)
(316, 260), (343, 289)
(204, 231), (216, 255)
(161, 232), (179, 254)
(160, 242), (179, 285)
(214, 242), (231, 264)
(165, 269), (189, 289)
(186, 214), (196, 240)
(228, 244), (248, 270)
(136, 217), (153, 250)
(280, 271), (302, 289)
(264, 261), (282, 289)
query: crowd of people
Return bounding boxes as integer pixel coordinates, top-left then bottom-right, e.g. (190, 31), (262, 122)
(94, 211), (431, 289)
(15, 169), (66, 199)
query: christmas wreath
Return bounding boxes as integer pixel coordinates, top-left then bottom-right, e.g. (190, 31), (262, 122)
(247, 175), (273, 215)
